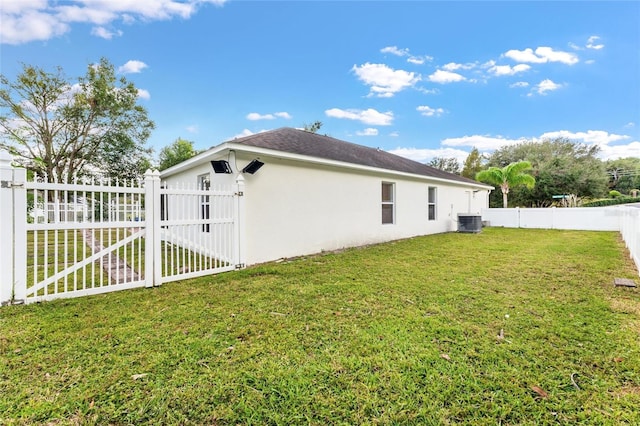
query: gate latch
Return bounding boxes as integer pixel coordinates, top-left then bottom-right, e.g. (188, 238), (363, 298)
(0, 180), (24, 188)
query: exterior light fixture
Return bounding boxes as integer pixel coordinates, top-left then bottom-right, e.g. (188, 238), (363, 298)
(211, 160), (232, 174)
(242, 159), (264, 174)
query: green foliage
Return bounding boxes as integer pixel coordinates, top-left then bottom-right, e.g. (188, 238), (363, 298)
(0, 58), (154, 182)
(609, 190), (623, 198)
(427, 156), (460, 174)
(476, 161), (535, 208)
(1, 229), (639, 424)
(582, 196), (640, 207)
(158, 138), (198, 171)
(302, 120), (323, 133)
(485, 139), (608, 207)
(606, 157), (640, 194)
(461, 147), (484, 179)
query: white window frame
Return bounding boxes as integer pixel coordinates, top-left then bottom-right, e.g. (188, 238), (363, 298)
(428, 186), (437, 221)
(382, 182), (395, 225)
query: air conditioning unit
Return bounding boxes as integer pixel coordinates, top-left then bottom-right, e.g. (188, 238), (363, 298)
(458, 214), (482, 233)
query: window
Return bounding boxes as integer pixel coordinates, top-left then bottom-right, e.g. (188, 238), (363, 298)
(428, 186), (437, 221)
(198, 173), (211, 232)
(381, 182), (395, 224)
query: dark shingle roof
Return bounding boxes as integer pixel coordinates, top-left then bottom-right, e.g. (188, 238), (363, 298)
(229, 127), (484, 186)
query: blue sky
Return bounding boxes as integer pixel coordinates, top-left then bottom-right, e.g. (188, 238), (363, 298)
(1, 0), (639, 164)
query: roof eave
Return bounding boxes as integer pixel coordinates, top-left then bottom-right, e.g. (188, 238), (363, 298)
(162, 142), (492, 190)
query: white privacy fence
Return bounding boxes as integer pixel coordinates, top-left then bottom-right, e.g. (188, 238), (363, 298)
(0, 152), (246, 306)
(482, 206), (640, 276)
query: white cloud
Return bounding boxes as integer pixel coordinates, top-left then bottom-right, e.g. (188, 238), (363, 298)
(504, 48), (546, 64)
(568, 42), (582, 51)
(586, 35), (604, 50)
(352, 63), (420, 97)
(417, 105), (445, 117)
(389, 131), (399, 137)
(432, 129), (639, 161)
(504, 47), (578, 65)
(380, 46), (432, 65)
(118, 60), (148, 74)
(539, 130), (637, 160)
(443, 135), (524, 151)
(428, 69), (466, 84)
(186, 125), (198, 133)
(137, 88), (150, 100)
(356, 128), (379, 136)
(230, 128), (267, 140)
(380, 46), (409, 57)
(417, 87), (439, 95)
(598, 141), (640, 160)
(489, 63), (531, 76)
(442, 62), (476, 71)
(510, 81), (529, 88)
(91, 26), (122, 39)
(247, 113), (272, 120)
(389, 147), (472, 165)
(232, 129), (255, 139)
(410, 55), (433, 65)
(325, 108), (394, 126)
(246, 111), (291, 120)
(1, 0), (227, 45)
(0, 9), (69, 45)
(539, 130), (629, 145)
(533, 79), (563, 95)
(624, 122), (635, 128)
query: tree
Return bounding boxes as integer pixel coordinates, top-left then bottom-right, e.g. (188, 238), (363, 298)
(0, 58), (154, 182)
(485, 138), (608, 207)
(158, 138), (198, 171)
(302, 121), (323, 133)
(428, 157), (460, 174)
(476, 161), (535, 208)
(97, 133), (153, 182)
(461, 147), (483, 179)
(606, 157), (640, 195)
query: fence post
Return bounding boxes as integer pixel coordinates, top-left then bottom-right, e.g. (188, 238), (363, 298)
(0, 152), (26, 305)
(235, 174), (246, 268)
(144, 169), (162, 288)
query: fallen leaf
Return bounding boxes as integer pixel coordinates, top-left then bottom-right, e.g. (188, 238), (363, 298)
(497, 328), (504, 340)
(531, 385), (548, 399)
(613, 357), (624, 363)
(440, 353), (451, 361)
(131, 373), (148, 380)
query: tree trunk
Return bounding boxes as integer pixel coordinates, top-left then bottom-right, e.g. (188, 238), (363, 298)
(502, 189), (509, 208)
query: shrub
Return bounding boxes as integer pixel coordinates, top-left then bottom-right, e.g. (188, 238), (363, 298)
(583, 196), (640, 207)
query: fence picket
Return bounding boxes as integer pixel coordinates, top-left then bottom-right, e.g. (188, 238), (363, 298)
(1, 152), (245, 305)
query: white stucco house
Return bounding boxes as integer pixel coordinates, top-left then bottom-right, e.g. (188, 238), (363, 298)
(160, 127), (493, 265)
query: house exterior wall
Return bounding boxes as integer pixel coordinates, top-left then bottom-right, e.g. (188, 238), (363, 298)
(162, 151), (489, 265)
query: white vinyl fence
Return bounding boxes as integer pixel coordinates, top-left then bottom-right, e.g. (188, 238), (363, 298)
(482, 206), (640, 276)
(0, 152), (246, 305)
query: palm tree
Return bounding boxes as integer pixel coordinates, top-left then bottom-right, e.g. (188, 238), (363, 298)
(476, 161), (535, 208)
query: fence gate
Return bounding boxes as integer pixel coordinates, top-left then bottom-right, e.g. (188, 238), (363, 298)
(1, 152), (245, 306)
(158, 180), (243, 284)
(24, 177), (149, 304)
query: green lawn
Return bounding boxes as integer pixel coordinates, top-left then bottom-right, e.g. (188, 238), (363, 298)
(1, 228), (639, 425)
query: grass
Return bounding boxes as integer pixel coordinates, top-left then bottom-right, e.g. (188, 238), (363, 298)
(2, 228), (639, 425)
(27, 230), (108, 295)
